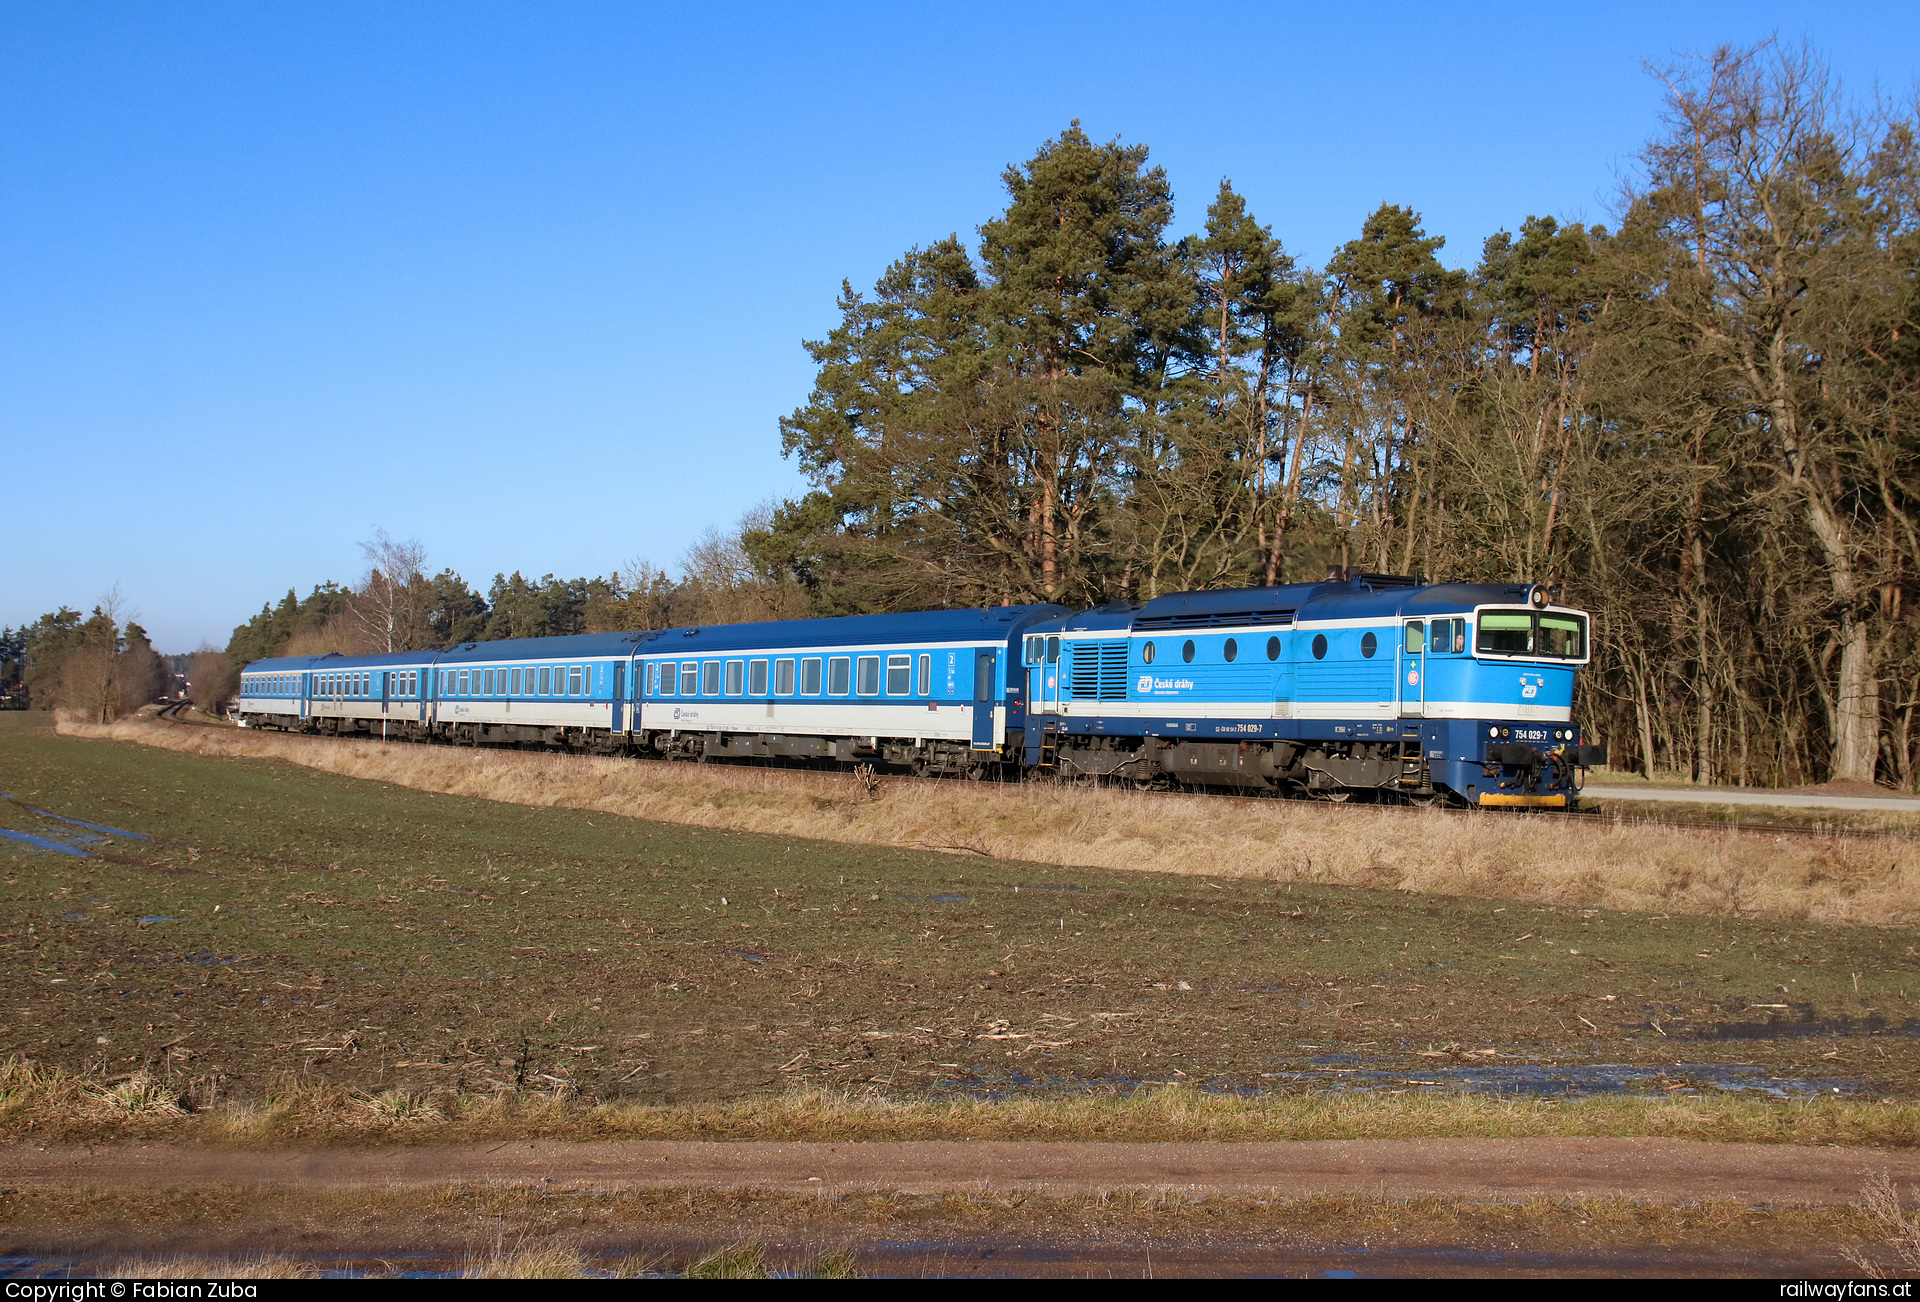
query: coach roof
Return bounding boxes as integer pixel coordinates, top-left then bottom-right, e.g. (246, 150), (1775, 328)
(628, 605), (1067, 656)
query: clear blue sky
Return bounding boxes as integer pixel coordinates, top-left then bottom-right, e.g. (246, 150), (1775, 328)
(5, 1), (1915, 651)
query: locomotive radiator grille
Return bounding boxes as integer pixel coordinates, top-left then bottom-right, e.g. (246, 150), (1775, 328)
(1069, 641), (1131, 702)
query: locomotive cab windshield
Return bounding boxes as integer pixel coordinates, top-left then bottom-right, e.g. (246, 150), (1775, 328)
(1473, 608), (1588, 661)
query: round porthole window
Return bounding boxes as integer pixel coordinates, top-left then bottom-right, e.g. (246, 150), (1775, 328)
(1224, 638), (1238, 663)
(1266, 636), (1281, 660)
(1182, 639), (1196, 663)
(1361, 631), (1378, 658)
(1141, 641), (1156, 664)
(1312, 634), (1328, 660)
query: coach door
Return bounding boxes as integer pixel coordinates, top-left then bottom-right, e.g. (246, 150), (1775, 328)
(1399, 621), (1426, 717)
(612, 662), (627, 735)
(973, 651), (998, 750)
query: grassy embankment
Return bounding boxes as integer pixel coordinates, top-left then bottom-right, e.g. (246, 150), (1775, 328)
(4, 709), (1919, 1143)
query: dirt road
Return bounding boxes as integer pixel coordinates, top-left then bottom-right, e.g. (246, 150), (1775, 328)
(5, 1137), (1913, 1204)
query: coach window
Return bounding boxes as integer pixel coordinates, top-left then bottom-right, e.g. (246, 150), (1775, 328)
(774, 658), (794, 695)
(828, 656), (851, 695)
(801, 657), (822, 695)
(1266, 636), (1281, 661)
(481, 669), (491, 695)
(1182, 639), (1196, 663)
(535, 666), (549, 694)
(1141, 641), (1156, 665)
(656, 662), (672, 696)
(916, 653), (930, 696)
(1312, 634), (1328, 660)
(566, 666), (580, 695)
(1361, 631), (1378, 658)
(680, 662), (699, 695)
(701, 661), (720, 695)
(725, 660), (744, 695)
(749, 659), (769, 695)
(885, 655), (909, 695)
(459, 669), (470, 695)
(508, 667), (519, 695)
(1224, 638), (1238, 663)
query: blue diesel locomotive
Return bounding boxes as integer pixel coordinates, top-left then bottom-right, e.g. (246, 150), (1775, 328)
(234, 573), (1605, 807)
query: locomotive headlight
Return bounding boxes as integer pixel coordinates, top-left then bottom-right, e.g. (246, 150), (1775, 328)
(1488, 726), (1499, 738)
(1500, 727), (1512, 739)
(1530, 587), (1547, 608)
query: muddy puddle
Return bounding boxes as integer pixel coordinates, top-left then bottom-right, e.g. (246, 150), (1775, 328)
(936, 1057), (1861, 1101)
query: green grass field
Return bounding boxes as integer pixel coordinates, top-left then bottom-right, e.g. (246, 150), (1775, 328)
(4, 711), (1918, 1117)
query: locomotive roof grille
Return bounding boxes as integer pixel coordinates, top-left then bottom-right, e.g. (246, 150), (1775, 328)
(1132, 609), (1296, 630)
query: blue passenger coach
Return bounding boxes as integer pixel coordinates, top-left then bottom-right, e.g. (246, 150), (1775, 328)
(631, 605), (1066, 774)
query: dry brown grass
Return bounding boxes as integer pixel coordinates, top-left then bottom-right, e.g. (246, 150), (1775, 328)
(1844, 1172), (1920, 1277)
(102, 1255), (317, 1278)
(59, 714), (1920, 925)
(7, 1056), (1920, 1147)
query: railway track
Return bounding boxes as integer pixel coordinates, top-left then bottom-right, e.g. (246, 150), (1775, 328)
(136, 709), (1918, 842)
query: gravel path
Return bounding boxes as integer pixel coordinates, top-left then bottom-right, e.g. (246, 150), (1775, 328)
(5, 1137), (1914, 1204)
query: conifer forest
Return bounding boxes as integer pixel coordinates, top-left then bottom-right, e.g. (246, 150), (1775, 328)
(761, 42), (1920, 791)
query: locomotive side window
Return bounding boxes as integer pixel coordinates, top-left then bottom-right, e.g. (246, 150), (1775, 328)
(724, 660), (744, 695)
(857, 656), (881, 695)
(1046, 636), (1060, 664)
(886, 654), (910, 695)
(1025, 638), (1040, 665)
(1312, 634), (1328, 660)
(801, 657), (822, 694)
(1431, 620), (1448, 653)
(681, 662), (698, 695)
(1360, 632), (1378, 659)
(774, 658), (794, 694)
(917, 653), (930, 695)
(1405, 622), (1424, 653)
(749, 659), (769, 695)
(1224, 638), (1238, 662)
(1182, 639), (1195, 663)
(1142, 641), (1156, 664)
(1455, 621), (1466, 653)
(827, 656), (851, 695)
(701, 661), (720, 695)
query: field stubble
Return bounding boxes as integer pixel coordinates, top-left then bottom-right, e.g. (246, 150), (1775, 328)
(61, 714), (1920, 926)
(6, 709), (1919, 1125)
